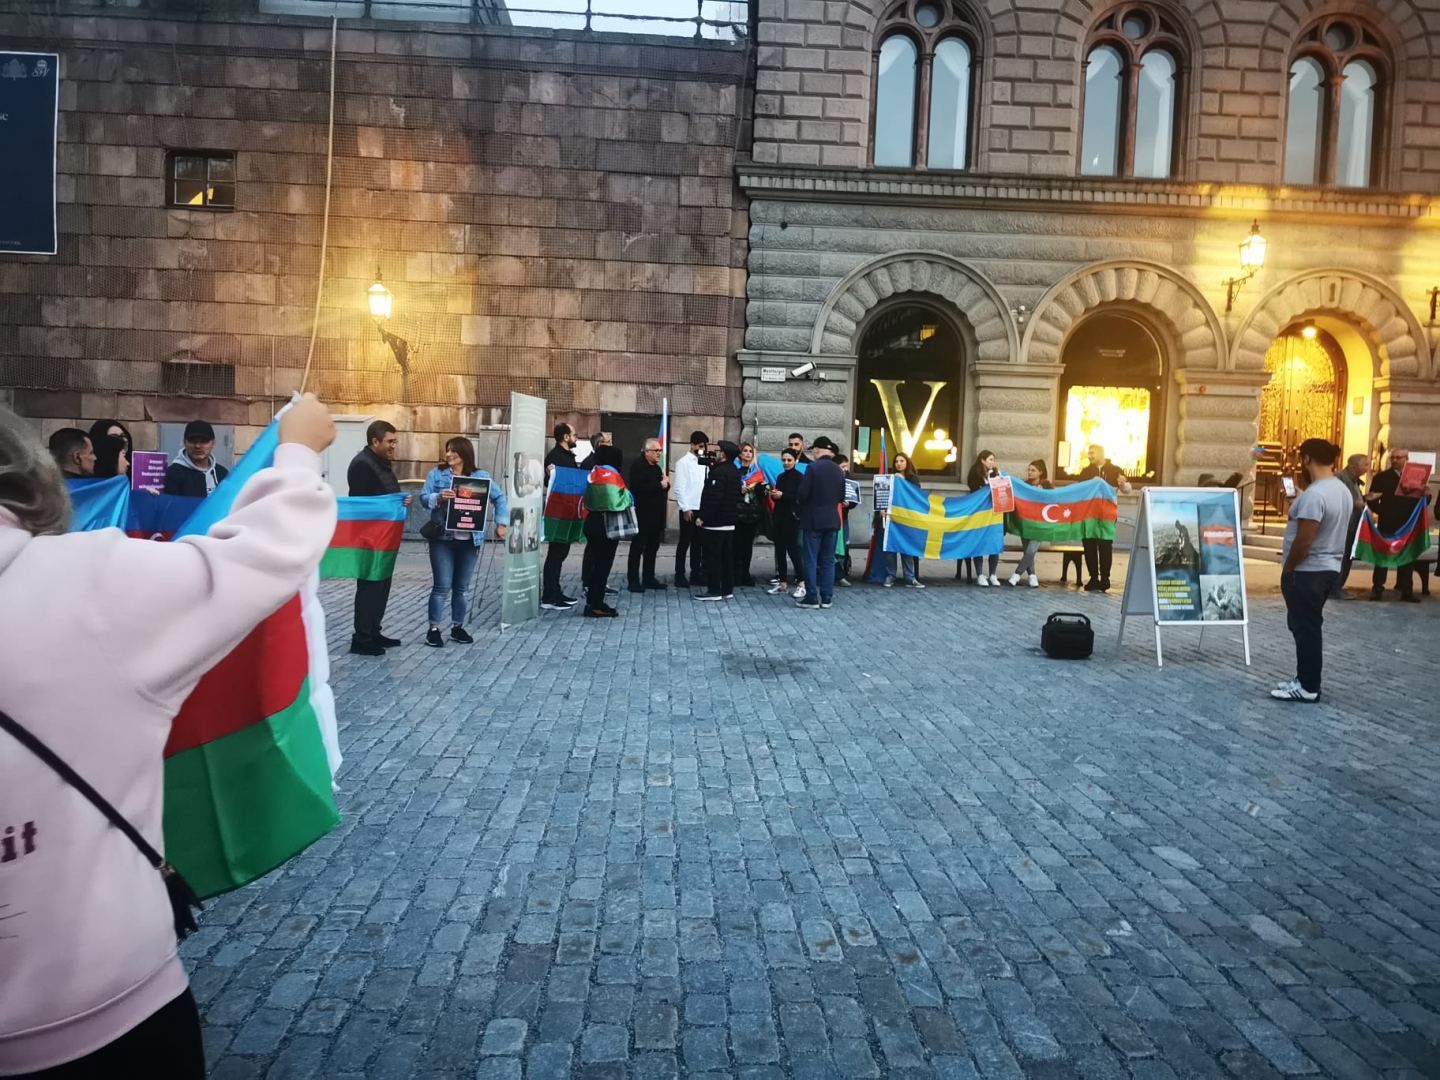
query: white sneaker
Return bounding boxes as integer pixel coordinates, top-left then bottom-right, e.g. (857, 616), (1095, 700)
(1270, 682), (1319, 702)
(767, 583), (789, 595)
(1008, 573), (1020, 587)
(1028, 574), (1039, 588)
(906, 579), (925, 589)
(883, 577), (895, 588)
(793, 585), (806, 600)
(1274, 677), (1300, 691)
(989, 574), (1001, 586)
(976, 576), (989, 587)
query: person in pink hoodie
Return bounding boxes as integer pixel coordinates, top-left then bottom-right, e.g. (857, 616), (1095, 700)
(0, 394), (339, 1077)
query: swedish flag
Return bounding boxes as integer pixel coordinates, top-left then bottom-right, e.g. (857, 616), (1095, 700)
(884, 476), (1004, 560)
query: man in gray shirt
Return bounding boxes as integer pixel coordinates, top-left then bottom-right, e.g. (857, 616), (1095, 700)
(1273, 438), (1354, 702)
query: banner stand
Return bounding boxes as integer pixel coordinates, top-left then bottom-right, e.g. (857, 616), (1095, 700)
(1118, 488), (1251, 669)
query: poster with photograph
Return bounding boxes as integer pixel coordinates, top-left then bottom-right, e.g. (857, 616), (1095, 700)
(873, 474), (893, 513)
(444, 475), (491, 534)
(501, 393), (546, 628)
(1147, 488), (1247, 625)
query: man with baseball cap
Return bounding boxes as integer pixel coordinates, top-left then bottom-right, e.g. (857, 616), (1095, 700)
(796, 436), (846, 609)
(163, 419), (230, 497)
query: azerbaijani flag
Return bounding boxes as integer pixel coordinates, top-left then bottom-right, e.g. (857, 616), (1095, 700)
(756, 453), (807, 485)
(584, 464), (632, 512)
(127, 492), (202, 541)
(884, 475), (1004, 559)
(319, 494), (407, 580)
(64, 476), (130, 532)
(162, 416), (341, 899)
(544, 466), (589, 543)
(1354, 501), (1431, 568)
(1005, 477), (1118, 542)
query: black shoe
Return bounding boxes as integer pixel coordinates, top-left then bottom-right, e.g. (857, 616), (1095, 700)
(1099, 580), (1111, 592)
(674, 575), (689, 589)
(1083, 579), (1102, 592)
(644, 579), (667, 590)
(1369, 587), (1384, 601)
(426, 628), (444, 648)
(628, 582), (646, 593)
(695, 592), (725, 602)
(540, 598), (573, 611)
(582, 606), (618, 618)
(796, 598), (820, 609)
(1401, 594), (1421, 604)
(600, 604), (619, 615)
(349, 639), (385, 656)
(376, 634), (402, 648)
(451, 626), (474, 644)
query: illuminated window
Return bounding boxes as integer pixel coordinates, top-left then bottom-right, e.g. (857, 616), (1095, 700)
(167, 151), (235, 210)
(871, 2), (981, 171)
(1079, 5), (1186, 179)
(1283, 17), (1387, 188)
(853, 303), (963, 476)
(1058, 313), (1164, 481)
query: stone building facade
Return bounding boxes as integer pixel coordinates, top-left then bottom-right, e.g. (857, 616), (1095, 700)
(740, 0), (1440, 507)
(0, 2), (750, 471)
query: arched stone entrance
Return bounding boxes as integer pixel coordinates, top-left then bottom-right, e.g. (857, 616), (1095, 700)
(1231, 270), (1435, 459)
(1023, 261), (1240, 486)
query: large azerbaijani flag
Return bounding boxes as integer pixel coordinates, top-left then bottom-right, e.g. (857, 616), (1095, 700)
(64, 476), (131, 532)
(319, 494), (407, 580)
(543, 466), (589, 543)
(1354, 501), (1431, 568)
(884, 475), (1004, 559)
(1005, 477), (1118, 541)
(583, 464), (632, 512)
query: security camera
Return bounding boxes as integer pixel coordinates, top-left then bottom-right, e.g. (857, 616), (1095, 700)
(789, 361), (816, 378)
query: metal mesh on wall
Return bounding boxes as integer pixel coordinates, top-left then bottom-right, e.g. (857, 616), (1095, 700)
(0, 0), (751, 439)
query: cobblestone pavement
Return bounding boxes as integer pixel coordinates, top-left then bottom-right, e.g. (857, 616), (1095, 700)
(188, 545), (1440, 1079)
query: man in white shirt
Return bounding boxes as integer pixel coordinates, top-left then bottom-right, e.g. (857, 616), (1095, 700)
(1272, 438), (1354, 703)
(672, 430), (709, 588)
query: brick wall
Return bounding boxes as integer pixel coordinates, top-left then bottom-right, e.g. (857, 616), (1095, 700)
(0, 5), (752, 468)
(753, 0), (1440, 192)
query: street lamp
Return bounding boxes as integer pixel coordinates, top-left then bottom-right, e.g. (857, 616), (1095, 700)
(367, 267), (411, 398)
(1222, 220), (1266, 314)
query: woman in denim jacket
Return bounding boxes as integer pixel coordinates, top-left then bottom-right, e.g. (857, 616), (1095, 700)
(421, 436), (507, 646)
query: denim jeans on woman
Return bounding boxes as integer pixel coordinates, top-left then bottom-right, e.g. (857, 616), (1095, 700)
(428, 539), (480, 625)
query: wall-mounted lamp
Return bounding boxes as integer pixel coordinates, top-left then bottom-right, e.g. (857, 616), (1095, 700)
(1427, 286), (1438, 326)
(367, 268), (412, 397)
(1221, 220), (1267, 314)
(1010, 301), (1030, 326)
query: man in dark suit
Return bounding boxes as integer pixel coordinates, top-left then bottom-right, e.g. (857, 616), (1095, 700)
(626, 437), (670, 592)
(347, 419), (412, 655)
(795, 436), (846, 609)
(1365, 447), (1423, 602)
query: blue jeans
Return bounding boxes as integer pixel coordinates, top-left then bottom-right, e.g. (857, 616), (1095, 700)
(1281, 570), (1338, 693)
(428, 539), (480, 625)
(803, 528), (838, 602)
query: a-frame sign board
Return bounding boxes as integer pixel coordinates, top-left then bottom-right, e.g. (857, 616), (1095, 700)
(1118, 487), (1252, 669)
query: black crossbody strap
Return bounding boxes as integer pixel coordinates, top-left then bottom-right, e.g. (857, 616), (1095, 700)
(0, 707), (202, 938)
(0, 708), (163, 869)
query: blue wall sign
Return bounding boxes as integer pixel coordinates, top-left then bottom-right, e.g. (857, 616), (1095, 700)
(0, 52), (59, 256)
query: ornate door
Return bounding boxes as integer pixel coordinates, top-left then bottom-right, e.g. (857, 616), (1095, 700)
(1259, 332), (1344, 467)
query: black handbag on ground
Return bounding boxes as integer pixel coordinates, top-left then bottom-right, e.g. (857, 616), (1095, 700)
(0, 709), (203, 940)
(1041, 612), (1094, 659)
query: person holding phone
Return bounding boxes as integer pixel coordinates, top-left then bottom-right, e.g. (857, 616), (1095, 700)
(421, 436), (507, 647)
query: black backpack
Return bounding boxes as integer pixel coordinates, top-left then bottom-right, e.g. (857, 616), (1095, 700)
(1041, 612), (1094, 660)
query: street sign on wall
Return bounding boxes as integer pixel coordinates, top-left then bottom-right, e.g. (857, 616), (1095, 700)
(0, 51), (59, 256)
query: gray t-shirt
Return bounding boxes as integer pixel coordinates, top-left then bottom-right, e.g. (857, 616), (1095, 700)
(1282, 475), (1354, 572)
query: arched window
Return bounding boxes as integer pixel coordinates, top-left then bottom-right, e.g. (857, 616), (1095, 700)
(875, 35), (918, 167)
(871, 2), (981, 170)
(1078, 5), (1187, 179)
(1058, 313), (1165, 483)
(1283, 17), (1388, 188)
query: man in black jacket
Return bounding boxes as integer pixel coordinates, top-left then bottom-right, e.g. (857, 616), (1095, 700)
(627, 437), (670, 592)
(1365, 447), (1423, 602)
(348, 420), (411, 655)
(542, 422), (581, 610)
(164, 419), (230, 497)
(1076, 443), (1132, 591)
(796, 436), (846, 609)
(695, 441), (742, 601)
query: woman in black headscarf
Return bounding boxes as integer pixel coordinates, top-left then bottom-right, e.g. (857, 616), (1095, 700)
(88, 419), (134, 459)
(92, 434), (130, 479)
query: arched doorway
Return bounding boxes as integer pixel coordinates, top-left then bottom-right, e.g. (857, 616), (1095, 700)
(1258, 325), (1347, 468)
(852, 301), (965, 476)
(1056, 312), (1166, 482)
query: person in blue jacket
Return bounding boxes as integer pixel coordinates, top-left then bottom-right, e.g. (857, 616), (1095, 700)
(421, 436), (507, 647)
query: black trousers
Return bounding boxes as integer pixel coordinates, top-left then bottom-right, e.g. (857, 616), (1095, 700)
(1282, 570), (1339, 693)
(627, 522), (663, 585)
(1372, 563), (1416, 597)
(18, 989), (204, 1079)
(1083, 538), (1114, 585)
(675, 515), (703, 578)
(734, 522), (757, 584)
(353, 576), (393, 642)
(773, 518), (803, 582)
(543, 541), (571, 601)
(704, 529), (735, 596)
(586, 537), (619, 610)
